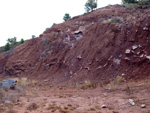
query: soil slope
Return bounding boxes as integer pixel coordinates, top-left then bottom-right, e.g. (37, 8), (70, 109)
(0, 5), (150, 85)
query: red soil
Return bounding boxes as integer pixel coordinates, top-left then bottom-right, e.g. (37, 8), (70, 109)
(0, 5), (150, 85)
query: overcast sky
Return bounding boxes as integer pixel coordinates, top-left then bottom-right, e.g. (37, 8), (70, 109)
(0, 0), (121, 46)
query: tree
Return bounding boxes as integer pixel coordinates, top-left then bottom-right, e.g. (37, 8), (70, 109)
(20, 38), (25, 44)
(138, 0), (150, 4)
(122, 0), (138, 3)
(7, 37), (17, 45)
(4, 43), (10, 51)
(52, 23), (56, 27)
(63, 13), (71, 22)
(32, 35), (36, 38)
(85, 0), (98, 12)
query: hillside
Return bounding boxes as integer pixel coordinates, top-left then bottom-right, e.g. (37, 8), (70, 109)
(0, 5), (150, 86)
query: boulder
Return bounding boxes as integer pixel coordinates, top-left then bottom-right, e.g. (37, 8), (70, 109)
(27, 103), (38, 110)
(0, 80), (17, 90)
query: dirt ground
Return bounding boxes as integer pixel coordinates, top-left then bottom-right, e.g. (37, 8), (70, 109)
(0, 80), (150, 113)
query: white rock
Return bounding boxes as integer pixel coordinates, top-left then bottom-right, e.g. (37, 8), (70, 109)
(132, 45), (138, 50)
(141, 104), (146, 108)
(113, 58), (121, 65)
(143, 27), (149, 31)
(124, 57), (130, 61)
(101, 104), (107, 108)
(77, 55), (82, 59)
(140, 54), (144, 58)
(125, 49), (131, 54)
(146, 55), (150, 60)
(122, 102), (128, 105)
(122, 73), (125, 76)
(4, 100), (12, 105)
(138, 45), (142, 48)
(128, 99), (135, 106)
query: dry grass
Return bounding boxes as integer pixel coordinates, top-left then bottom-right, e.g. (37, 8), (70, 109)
(0, 77), (39, 107)
(47, 104), (70, 113)
(47, 103), (76, 113)
(6, 109), (17, 113)
(115, 76), (125, 85)
(103, 17), (123, 24)
(80, 80), (96, 90)
(105, 76), (125, 91)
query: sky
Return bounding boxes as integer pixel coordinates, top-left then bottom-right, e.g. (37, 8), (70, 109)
(0, 0), (121, 46)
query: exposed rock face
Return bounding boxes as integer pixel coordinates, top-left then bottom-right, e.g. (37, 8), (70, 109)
(0, 5), (150, 85)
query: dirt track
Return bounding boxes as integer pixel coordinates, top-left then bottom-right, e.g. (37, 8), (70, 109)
(1, 80), (150, 113)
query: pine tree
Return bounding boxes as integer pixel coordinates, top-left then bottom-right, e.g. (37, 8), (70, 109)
(20, 38), (25, 44)
(85, 0), (98, 12)
(4, 43), (10, 51)
(63, 13), (71, 22)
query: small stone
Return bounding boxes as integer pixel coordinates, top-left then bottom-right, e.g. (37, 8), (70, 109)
(128, 99), (135, 106)
(140, 54), (144, 58)
(103, 93), (107, 96)
(44, 80), (48, 82)
(113, 111), (119, 113)
(77, 55), (82, 59)
(58, 87), (62, 90)
(146, 55), (150, 60)
(101, 104), (107, 108)
(143, 27), (149, 31)
(0, 104), (4, 107)
(98, 18), (105, 22)
(27, 103), (38, 110)
(141, 104), (146, 108)
(15, 102), (21, 105)
(124, 57), (130, 61)
(121, 73), (125, 76)
(132, 45), (138, 50)
(4, 100), (12, 105)
(122, 102), (127, 105)
(125, 49), (131, 54)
